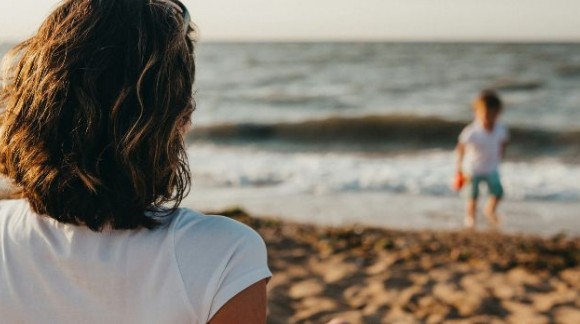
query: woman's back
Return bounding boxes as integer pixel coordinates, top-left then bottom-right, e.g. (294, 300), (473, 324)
(0, 0), (271, 320)
(0, 199), (270, 323)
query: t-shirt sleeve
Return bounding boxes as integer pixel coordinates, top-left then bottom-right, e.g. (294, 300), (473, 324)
(458, 125), (473, 144)
(172, 210), (271, 323)
(206, 222), (271, 320)
(500, 124), (510, 142)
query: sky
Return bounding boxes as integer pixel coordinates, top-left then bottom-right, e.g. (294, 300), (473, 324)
(1, 0), (580, 42)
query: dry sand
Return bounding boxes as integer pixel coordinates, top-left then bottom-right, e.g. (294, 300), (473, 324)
(218, 208), (580, 324)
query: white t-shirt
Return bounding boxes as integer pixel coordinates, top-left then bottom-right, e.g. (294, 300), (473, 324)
(459, 121), (509, 176)
(0, 199), (271, 323)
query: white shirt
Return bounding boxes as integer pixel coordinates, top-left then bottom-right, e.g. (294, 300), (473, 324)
(0, 199), (271, 323)
(459, 121), (509, 176)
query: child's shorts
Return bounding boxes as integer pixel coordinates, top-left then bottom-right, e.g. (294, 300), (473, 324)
(466, 171), (504, 199)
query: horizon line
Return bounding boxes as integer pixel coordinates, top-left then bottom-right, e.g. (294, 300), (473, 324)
(197, 38), (580, 45)
(2, 37), (580, 46)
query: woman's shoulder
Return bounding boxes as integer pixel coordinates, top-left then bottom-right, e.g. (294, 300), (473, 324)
(0, 199), (32, 222)
(169, 208), (267, 256)
(171, 208), (261, 239)
(170, 208), (270, 321)
(0, 198), (27, 209)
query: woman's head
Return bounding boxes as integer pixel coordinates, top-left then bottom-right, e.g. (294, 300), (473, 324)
(0, 0), (196, 231)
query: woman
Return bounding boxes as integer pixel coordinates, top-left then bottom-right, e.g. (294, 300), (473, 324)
(0, 0), (271, 322)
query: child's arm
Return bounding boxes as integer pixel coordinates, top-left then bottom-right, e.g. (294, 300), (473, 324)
(452, 143), (467, 191)
(500, 141), (508, 159)
(455, 142), (466, 174)
(500, 125), (509, 159)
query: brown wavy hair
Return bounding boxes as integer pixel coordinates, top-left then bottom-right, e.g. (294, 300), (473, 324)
(0, 0), (196, 231)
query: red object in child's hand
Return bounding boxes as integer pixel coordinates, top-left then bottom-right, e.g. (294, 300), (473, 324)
(452, 172), (465, 191)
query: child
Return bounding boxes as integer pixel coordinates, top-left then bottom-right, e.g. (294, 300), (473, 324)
(455, 90), (509, 229)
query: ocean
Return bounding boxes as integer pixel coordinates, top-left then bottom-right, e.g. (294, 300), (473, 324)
(1, 42), (579, 235)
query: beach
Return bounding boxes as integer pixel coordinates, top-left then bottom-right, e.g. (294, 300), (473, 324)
(185, 43), (580, 322)
(217, 208), (580, 323)
(2, 40), (579, 322)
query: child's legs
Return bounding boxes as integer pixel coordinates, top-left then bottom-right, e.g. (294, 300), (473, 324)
(483, 172), (504, 224)
(485, 196), (500, 214)
(465, 198), (477, 227)
(465, 176), (481, 227)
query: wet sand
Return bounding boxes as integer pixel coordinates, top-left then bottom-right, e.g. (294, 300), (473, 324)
(218, 208), (580, 323)
(186, 188), (580, 237)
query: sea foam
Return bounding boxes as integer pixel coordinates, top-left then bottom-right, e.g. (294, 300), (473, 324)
(187, 144), (580, 202)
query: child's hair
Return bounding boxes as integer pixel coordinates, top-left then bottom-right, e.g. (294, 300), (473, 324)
(475, 89), (503, 112)
(0, 0), (196, 231)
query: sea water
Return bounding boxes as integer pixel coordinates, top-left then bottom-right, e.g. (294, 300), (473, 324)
(186, 42), (580, 236)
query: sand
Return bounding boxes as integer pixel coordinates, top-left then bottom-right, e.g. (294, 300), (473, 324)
(217, 208), (580, 324)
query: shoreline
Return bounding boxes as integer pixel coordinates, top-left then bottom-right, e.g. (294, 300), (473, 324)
(185, 188), (580, 237)
(218, 208), (580, 323)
